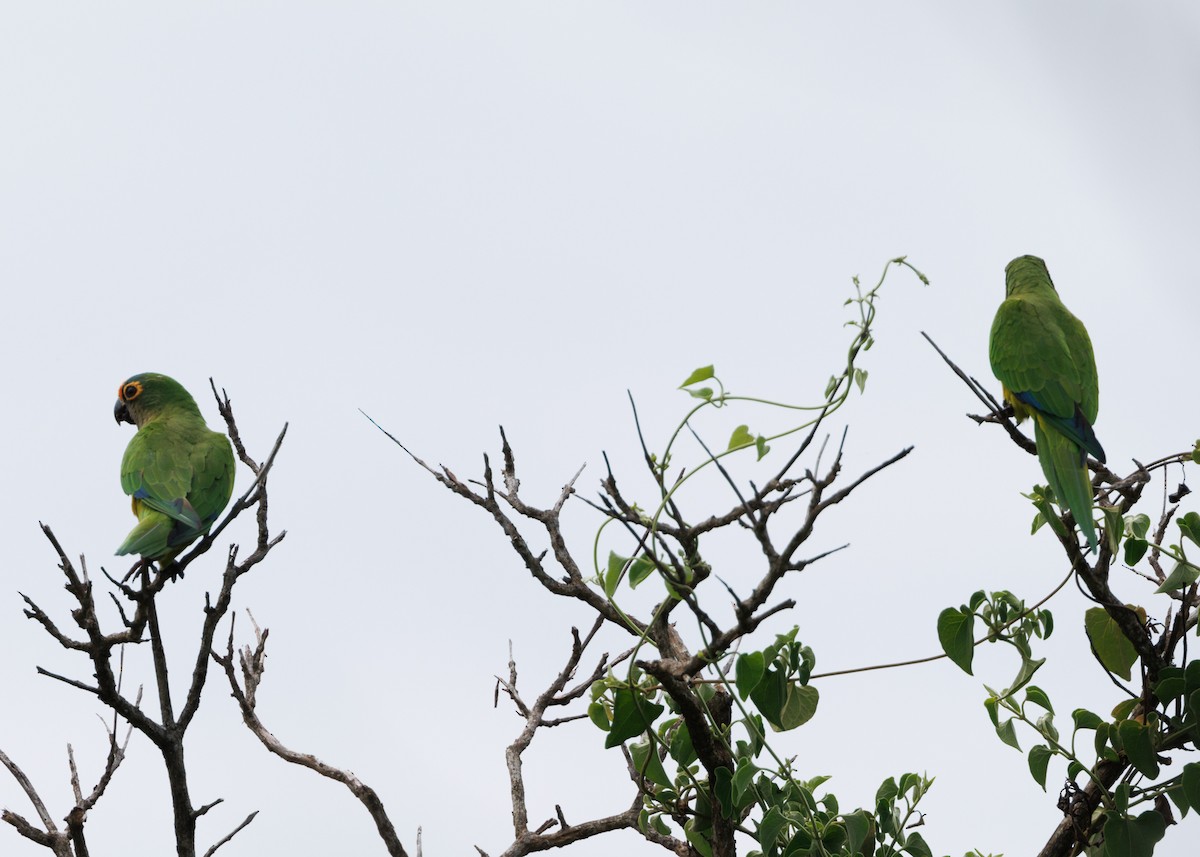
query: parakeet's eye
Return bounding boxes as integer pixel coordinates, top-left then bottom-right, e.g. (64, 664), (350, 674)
(121, 381), (143, 401)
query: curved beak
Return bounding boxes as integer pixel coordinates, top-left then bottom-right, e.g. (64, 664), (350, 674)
(114, 400), (133, 425)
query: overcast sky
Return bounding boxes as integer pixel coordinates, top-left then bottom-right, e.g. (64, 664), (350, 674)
(3, 3), (1200, 856)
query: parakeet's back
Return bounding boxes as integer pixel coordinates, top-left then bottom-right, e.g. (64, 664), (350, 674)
(988, 255), (1104, 552)
(114, 374), (235, 561)
(989, 259), (1099, 427)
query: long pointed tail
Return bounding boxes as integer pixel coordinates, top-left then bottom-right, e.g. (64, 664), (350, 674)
(1033, 415), (1098, 552)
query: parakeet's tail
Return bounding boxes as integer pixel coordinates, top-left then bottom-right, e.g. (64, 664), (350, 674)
(116, 508), (174, 558)
(1013, 391), (1106, 464)
(1033, 415), (1099, 552)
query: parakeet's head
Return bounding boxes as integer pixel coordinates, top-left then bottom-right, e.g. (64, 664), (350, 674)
(114, 373), (203, 428)
(1004, 255), (1055, 298)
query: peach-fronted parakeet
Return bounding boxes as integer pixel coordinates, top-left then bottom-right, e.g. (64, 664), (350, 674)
(989, 255), (1105, 552)
(114, 373), (235, 563)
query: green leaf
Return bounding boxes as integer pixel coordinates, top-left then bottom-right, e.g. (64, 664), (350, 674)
(1037, 711), (1059, 744)
(898, 771), (921, 797)
(679, 365), (715, 387)
(1072, 708), (1103, 731)
(1189, 688), (1200, 735)
(803, 773), (831, 793)
(668, 721), (697, 767)
(937, 607), (975, 674)
(713, 766), (734, 817)
(587, 701), (610, 731)
(784, 826), (814, 853)
(1113, 782), (1131, 814)
(605, 688), (665, 748)
(1098, 810), (1166, 857)
(1179, 512), (1200, 548)
(732, 757), (758, 803)
(1126, 513), (1151, 540)
(1166, 783), (1190, 819)
(1027, 486), (1069, 539)
(749, 667), (786, 728)
(685, 823), (714, 857)
(1005, 656), (1045, 696)
(1183, 762), (1200, 812)
(984, 695), (1000, 727)
(778, 684), (819, 731)
(1124, 537), (1149, 566)
(629, 738), (672, 788)
(875, 777), (898, 805)
(843, 811), (870, 854)
(996, 718), (1021, 751)
(1156, 560), (1200, 594)
(1152, 668), (1186, 704)
(755, 435), (770, 460)
(1111, 697), (1140, 721)
(686, 386), (714, 400)
(603, 552), (627, 598)
(627, 555), (656, 589)
(1117, 720), (1159, 778)
(854, 368), (868, 394)
(727, 424), (754, 451)
(1039, 610), (1055, 639)
(906, 831), (933, 857)
(758, 806), (787, 852)
(1027, 744), (1046, 782)
(1025, 686), (1054, 714)
(1186, 659), (1200, 692)
(735, 652), (766, 700)
(1084, 607), (1139, 680)
(1102, 506), (1125, 555)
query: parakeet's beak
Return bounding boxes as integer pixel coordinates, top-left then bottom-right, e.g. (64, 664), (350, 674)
(114, 400), (133, 425)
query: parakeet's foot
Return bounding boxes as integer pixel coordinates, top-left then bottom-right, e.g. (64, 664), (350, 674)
(120, 557), (154, 583)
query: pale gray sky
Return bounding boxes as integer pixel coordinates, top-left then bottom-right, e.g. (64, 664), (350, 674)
(3, 3), (1200, 855)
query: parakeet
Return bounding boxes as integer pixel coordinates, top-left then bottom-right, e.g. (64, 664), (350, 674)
(114, 373), (235, 564)
(989, 255), (1106, 552)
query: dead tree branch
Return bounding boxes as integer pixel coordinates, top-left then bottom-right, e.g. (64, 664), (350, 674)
(6, 389), (285, 857)
(213, 614), (410, 857)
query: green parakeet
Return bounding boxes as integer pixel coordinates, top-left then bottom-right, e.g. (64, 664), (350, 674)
(989, 255), (1106, 552)
(114, 373), (236, 563)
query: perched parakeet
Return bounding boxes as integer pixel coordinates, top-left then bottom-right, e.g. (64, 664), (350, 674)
(114, 373), (235, 563)
(989, 255), (1106, 552)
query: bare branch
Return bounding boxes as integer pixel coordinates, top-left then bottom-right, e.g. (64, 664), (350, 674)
(215, 618), (409, 857)
(202, 811), (258, 857)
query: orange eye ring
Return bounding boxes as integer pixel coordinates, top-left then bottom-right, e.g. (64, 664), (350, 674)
(120, 381), (143, 401)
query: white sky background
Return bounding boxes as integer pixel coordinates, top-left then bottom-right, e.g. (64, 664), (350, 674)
(2, 3), (1200, 855)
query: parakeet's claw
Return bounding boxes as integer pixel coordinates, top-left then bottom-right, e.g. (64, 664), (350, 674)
(120, 557), (152, 583)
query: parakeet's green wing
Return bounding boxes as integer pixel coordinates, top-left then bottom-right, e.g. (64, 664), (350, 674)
(119, 424), (235, 532)
(989, 298), (1085, 421)
(120, 424), (205, 529)
(989, 297), (1103, 461)
(186, 431), (236, 526)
